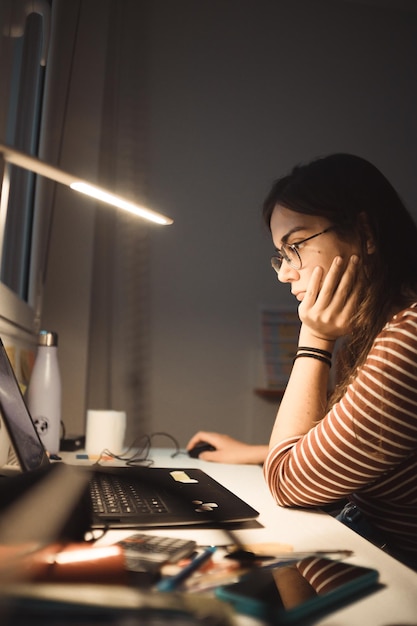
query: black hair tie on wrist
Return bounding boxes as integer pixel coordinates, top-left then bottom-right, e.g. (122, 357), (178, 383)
(293, 352), (332, 368)
(297, 346), (333, 359)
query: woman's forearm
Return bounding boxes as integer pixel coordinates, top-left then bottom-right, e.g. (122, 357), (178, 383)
(269, 331), (334, 447)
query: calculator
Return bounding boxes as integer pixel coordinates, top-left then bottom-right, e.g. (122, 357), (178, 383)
(117, 533), (197, 573)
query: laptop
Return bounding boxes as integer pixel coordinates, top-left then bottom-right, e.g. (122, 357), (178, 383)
(0, 339), (259, 530)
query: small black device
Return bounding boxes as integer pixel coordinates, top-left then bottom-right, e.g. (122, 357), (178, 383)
(215, 557), (379, 624)
(60, 435), (86, 451)
(188, 441), (216, 458)
(117, 533), (197, 572)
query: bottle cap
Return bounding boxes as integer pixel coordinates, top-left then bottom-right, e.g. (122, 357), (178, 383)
(38, 330), (58, 347)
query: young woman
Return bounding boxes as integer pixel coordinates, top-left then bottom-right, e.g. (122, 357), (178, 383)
(262, 153), (417, 570)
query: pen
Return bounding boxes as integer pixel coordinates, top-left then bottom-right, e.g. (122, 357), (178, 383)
(257, 550), (354, 570)
(156, 545), (217, 592)
(226, 548), (353, 562)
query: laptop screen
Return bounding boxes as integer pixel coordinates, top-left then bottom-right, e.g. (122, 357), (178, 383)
(0, 340), (49, 472)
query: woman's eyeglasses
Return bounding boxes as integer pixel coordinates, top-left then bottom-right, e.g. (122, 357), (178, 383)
(271, 227), (333, 273)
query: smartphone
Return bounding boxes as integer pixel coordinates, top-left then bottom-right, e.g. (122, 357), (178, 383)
(215, 557), (379, 624)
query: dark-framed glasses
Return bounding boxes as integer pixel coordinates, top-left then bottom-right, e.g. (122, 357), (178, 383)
(271, 227), (333, 273)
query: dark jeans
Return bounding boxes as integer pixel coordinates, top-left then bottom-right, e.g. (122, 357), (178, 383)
(336, 502), (417, 572)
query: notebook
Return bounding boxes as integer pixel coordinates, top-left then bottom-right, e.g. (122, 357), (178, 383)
(0, 339), (259, 530)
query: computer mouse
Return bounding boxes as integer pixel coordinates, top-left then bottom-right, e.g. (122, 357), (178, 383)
(188, 441), (216, 458)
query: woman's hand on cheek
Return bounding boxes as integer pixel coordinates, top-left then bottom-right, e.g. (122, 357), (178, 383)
(298, 255), (360, 341)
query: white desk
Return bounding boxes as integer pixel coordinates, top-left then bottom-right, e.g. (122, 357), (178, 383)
(64, 448), (417, 625)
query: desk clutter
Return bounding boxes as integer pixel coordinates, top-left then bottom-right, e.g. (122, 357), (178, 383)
(0, 433), (381, 624)
(0, 463), (373, 625)
(0, 457), (382, 624)
(0, 531), (378, 626)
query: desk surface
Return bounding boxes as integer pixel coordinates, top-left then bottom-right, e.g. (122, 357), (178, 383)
(63, 448), (417, 625)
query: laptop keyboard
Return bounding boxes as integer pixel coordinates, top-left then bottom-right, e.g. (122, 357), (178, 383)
(90, 473), (169, 516)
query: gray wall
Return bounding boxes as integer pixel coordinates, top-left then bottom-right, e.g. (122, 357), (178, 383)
(42, 0), (417, 448)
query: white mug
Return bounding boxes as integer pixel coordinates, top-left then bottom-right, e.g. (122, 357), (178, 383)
(85, 410), (127, 456)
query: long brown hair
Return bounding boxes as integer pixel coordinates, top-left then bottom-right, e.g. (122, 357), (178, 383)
(262, 154), (417, 402)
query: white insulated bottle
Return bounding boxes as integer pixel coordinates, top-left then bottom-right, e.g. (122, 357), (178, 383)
(27, 330), (62, 455)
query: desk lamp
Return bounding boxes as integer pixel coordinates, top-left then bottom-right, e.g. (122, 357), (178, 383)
(0, 143), (173, 225)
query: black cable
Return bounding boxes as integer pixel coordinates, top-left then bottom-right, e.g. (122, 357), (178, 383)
(93, 431), (181, 467)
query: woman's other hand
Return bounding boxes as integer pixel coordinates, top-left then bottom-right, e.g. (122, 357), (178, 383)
(186, 431), (267, 464)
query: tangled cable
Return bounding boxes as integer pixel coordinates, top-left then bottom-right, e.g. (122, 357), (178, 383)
(92, 431), (181, 466)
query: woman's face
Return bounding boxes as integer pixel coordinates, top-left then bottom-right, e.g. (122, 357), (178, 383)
(270, 205), (360, 302)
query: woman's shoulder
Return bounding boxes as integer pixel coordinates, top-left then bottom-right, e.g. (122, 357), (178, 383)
(385, 302), (417, 328)
(381, 303), (417, 342)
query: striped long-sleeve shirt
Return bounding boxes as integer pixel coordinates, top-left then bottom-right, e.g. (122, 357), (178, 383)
(264, 303), (417, 557)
